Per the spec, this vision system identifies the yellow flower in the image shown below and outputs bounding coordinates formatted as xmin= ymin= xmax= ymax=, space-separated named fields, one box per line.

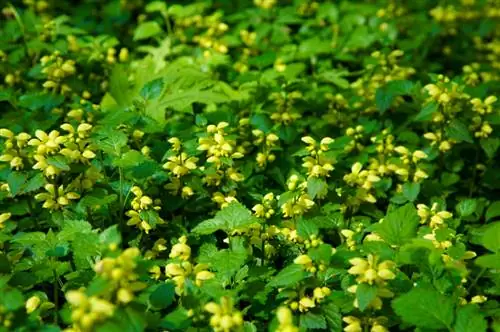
xmin=298 ymin=297 xmax=315 ymax=312
xmin=25 ymin=295 xmax=41 ymax=313
xmin=163 ymin=153 xmax=198 ymax=177
xmin=343 ymin=316 xmax=362 ymax=332
xmin=276 ymin=307 xmax=299 ymax=332
xmin=169 ymin=236 xmax=191 ymax=261
xmin=348 ymin=255 xmax=396 ymax=285
xmin=0 ymin=212 xmax=11 ymax=229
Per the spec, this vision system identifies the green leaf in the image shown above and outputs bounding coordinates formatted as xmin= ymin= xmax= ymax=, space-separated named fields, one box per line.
xmin=456 ymin=199 xmax=477 ymax=217
xmin=192 ymin=203 xmax=259 ymax=235
xmin=356 ymin=283 xmax=378 ymax=311
xmin=268 ymin=264 xmax=309 ymax=288
xmin=446 ymin=119 xmax=473 ymax=143
xmin=108 ymin=65 xmax=133 ymax=107
xmin=475 ymin=253 xmax=500 ymax=269
xmin=307 ymin=177 xmax=327 ymax=200
xmin=454 ymin=305 xmax=487 ymax=332
xmin=0 ymin=254 xmax=11 ymax=274
xmin=134 ymin=21 xmax=163 ymax=41
xmin=480 ymin=138 xmax=500 ymax=159
xmin=415 ymin=102 xmax=438 ymax=122
xmin=46 ymin=155 xmax=71 ymax=171
xmin=1 ymin=288 xmax=24 ymax=310
xmin=92 ymin=129 xmax=128 ymax=156
xmin=376 ymin=80 xmax=414 ymax=113
xmin=392 ymin=287 xmax=454 ymax=330
xmin=402 ymin=182 xmax=420 ymax=202
xmin=18 ymin=92 xmax=64 ymax=111
xmin=209 ymin=249 xmax=247 ymax=277
xmin=322 ymin=303 xmax=342 ymax=331
xmin=112 ymin=150 xmax=146 ymax=168
xmin=297 ymin=218 xmax=319 ymax=239
xmin=72 ymin=234 xmax=99 ymax=269
xmin=20 ymin=173 xmax=45 ymax=194
xmin=486 ymin=201 xmax=500 ymax=221
xmin=161 ymin=308 xmax=191 ymax=330
xmin=375 ymin=203 xmax=419 ymax=246
xmin=7 ymin=171 xmax=27 ymax=197
xmin=481 ymin=222 xmax=500 ymax=252
xmin=317 ymin=70 xmax=350 ymax=89
xmin=140 ymin=78 xmax=164 ymax=100
xmin=300 ymin=312 xmax=327 ymax=329
xmin=149 ymin=282 xmax=175 ymax=309
xmin=99 ymin=225 xmax=122 ymax=246
xmin=145 ymin=1 xmax=167 ymax=13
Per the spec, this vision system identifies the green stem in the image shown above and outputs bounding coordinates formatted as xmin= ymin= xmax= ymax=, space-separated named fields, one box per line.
xmin=467 ymin=267 xmax=486 ymax=293
xmin=52 ymin=267 xmax=59 ymax=325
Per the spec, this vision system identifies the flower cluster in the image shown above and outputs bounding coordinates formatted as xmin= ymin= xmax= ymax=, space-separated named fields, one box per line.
xmin=347 ymin=255 xmax=396 ymax=310
xmin=125 ymin=186 xmax=163 ymax=234
xmin=204 ymin=296 xmax=244 ymax=331
xmin=165 ymin=236 xmax=215 ymax=295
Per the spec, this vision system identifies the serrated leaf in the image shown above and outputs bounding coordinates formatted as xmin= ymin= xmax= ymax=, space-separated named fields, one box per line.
xmin=300 ymin=312 xmax=326 ymax=329
xmin=46 ymin=155 xmax=70 ymax=171
xmin=376 ymin=80 xmax=414 ymax=113
xmin=112 ymin=150 xmax=146 ymax=168
xmin=297 ymin=218 xmax=319 ymax=238
xmin=446 ymin=119 xmax=473 ymax=143
xmin=18 ymin=92 xmax=64 ymax=111
xmin=192 ymin=203 xmax=259 ymax=235
xmin=72 ymin=234 xmax=99 ymax=269
xmin=7 ymin=172 xmax=27 ymax=197
xmin=322 ymin=303 xmax=342 ymax=331
xmin=456 ymin=199 xmax=477 ymax=217
xmin=92 ymin=129 xmax=128 ymax=155
xmin=392 ymin=287 xmax=454 ymax=330
xmin=480 ymin=138 xmax=500 ymax=159
xmin=415 ymin=102 xmax=438 ymax=121
xmin=20 ymin=173 xmax=45 ymax=194
xmin=307 ymin=177 xmax=327 ymax=200
xmin=375 ymin=203 xmax=419 ymax=246
xmin=356 ymin=283 xmax=378 ymax=311
xmin=268 ymin=264 xmax=309 ymax=288
xmin=454 ymin=305 xmax=487 ymax=332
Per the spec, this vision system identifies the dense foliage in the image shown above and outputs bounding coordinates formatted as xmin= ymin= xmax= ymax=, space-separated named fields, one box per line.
xmin=0 ymin=0 xmax=500 ymax=331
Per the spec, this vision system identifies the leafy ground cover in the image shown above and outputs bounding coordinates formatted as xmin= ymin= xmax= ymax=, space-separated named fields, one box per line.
xmin=0 ymin=0 xmax=500 ymax=331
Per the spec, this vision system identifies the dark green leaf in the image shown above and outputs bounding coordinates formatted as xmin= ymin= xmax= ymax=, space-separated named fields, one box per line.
xmin=300 ymin=312 xmax=326 ymax=329
xmin=149 ymin=282 xmax=175 ymax=309
xmin=268 ymin=264 xmax=309 ymax=288
xmin=7 ymin=172 xmax=27 ymax=197
xmin=446 ymin=119 xmax=473 ymax=143
xmin=402 ymin=183 xmax=420 ymax=202
xmin=486 ymin=201 xmax=500 ymax=221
